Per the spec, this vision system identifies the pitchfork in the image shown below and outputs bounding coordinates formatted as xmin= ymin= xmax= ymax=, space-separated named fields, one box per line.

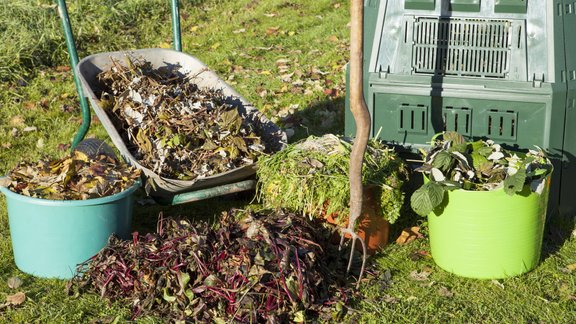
xmin=339 ymin=0 xmax=370 ymax=288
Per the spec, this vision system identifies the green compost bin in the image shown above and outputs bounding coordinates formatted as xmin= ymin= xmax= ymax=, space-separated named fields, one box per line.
xmin=0 ymin=181 xmax=139 ymax=279
xmin=345 ymin=0 xmax=576 ymax=217
xmin=427 ymin=179 xmax=550 ymax=279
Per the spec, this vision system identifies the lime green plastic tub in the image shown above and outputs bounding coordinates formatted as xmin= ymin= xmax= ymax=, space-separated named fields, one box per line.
xmin=428 ymin=178 xmax=550 ymax=279
xmin=0 ymin=180 xmax=139 ymax=279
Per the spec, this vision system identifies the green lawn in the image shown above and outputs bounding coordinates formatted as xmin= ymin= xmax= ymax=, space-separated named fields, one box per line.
xmin=1 ymin=0 xmax=575 ymax=322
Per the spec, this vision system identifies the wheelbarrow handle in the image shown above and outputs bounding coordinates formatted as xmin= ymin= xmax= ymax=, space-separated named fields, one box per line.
xmin=171 ymin=0 xmax=182 ymax=52
xmin=56 ymin=0 xmax=91 ymax=151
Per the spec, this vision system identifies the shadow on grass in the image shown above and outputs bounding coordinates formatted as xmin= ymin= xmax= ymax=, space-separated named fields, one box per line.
xmin=285 ymin=96 xmax=345 ymax=143
xmin=541 ymin=213 xmax=576 ymax=261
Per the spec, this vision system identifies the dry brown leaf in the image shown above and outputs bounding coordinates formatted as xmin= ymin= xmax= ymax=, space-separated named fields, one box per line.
xmin=55 ymin=65 xmax=71 ymax=72
xmin=0 ymin=177 xmax=11 ymax=187
xmin=567 ymin=263 xmax=576 ymax=271
xmin=23 ymin=101 xmax=36 ymax=110
xmin=7 ymin=277 xmax=22 ymax=289
xmin=9 ymin=115 xmax=25 ymax=127
xmin=266 ymin=27 xmax=280 ymax=35
xmin=438 ymin=286 xmax=454 ymax=298
xmin=395 ymin=226 xmax=423 ymax=245
xmin=6 ymin=292 xmax=26 ymax=306
xmin=409 ymin=269 xmax=431 ymax=281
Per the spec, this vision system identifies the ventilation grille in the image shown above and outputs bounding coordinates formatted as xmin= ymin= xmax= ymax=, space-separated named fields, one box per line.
xmin=412 ymin=18 xmax=513 ymax=78
xmin=487 ymin=109 xmax=517 ymax=140
xmin=399 ymin=104 xmax=428 ymax=134
xmin=443 ymin=106 xmax=472 ymax=136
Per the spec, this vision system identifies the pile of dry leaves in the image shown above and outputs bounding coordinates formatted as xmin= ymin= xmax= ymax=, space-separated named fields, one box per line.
xmin=1 ymin=151 xmax=140 ymax=200
xmin=68 ymin=210 xmax=355 ymax=322
xmin=98 ymin=58 xmax=268 ymax=180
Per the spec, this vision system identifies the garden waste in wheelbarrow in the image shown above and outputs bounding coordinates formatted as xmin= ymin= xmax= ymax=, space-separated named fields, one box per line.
xmin=76 ymin=48 xmax=286 ymax=200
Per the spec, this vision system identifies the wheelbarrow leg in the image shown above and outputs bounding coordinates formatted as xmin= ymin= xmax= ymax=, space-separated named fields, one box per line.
xmin=56 ymin=0 xmax=91 ymax=151
xmin=340 ymin=0 xmax=371 ymax=288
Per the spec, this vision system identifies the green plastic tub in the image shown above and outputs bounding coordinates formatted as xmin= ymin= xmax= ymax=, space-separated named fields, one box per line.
xmin=427 ymin=178 xmax=550 ymax=279
xmin=0 ymin=180 xmax=140 ymax=279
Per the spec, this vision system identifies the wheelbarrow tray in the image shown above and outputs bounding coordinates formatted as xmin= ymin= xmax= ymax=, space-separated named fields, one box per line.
xmin=76 ymin=48 xmax=286 ymax=197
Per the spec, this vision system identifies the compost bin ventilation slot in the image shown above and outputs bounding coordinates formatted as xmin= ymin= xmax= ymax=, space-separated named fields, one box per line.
xmin=412 ymin=17 xmax=513 ymax=78
xmin=443 ymin=107 xmax=472 ymax=136
xmin=486 ymin=109 xmax=517 ymax=140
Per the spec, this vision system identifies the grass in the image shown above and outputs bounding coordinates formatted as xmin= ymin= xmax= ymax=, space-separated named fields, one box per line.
xmin=0 ymin=0 xmax=575 ymax=322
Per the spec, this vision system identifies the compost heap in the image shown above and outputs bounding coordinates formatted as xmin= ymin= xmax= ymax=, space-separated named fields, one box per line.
xmin=97 ymin=57 xmax=268 ymax=180
xmin=256 ymin=134 xmax=408 ymax=225
xmin=1 ymin=151 xmax=140 ymax=200
xmin=68 ymin=210 xmax=355 ymax=322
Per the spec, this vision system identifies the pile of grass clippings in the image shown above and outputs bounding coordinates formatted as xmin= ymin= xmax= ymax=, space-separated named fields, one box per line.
xmin=97 ymin=57 xmax=268 ymax=180
xmin=68 ymin=210 xmax=354 ymax=322
xmin=256 ymin=134 xmax=408 ymax=224
xmin=1 ymin=151 xmax=140 ymax=200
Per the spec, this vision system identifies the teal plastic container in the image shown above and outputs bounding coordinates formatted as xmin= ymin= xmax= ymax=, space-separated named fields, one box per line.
xmin=0 ymin=180 xmax=139 ymax=279
xmin=427 ymin=177 xmax=550 ymax=279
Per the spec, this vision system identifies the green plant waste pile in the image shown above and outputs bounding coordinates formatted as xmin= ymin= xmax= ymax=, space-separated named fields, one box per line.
xmin=98 ymin=57 xmax=269 ymax=180
xmin=67 ymin=210 xmax=355 ymax=322
xmin=410 ymin=131 xmax=553 ymax=216
xmin=256 ymin=134 xmax=408 ymax=224
xmin=0 ymin=151 xmax=140 ymax=200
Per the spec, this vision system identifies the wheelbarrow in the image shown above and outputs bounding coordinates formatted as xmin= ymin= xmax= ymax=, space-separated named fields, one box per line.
xmin=56 ymin=0 xmax=286 ymax=205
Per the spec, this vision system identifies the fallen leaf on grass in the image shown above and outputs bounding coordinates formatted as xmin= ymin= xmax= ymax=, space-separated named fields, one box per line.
xmin=6 ymin=292 xmax=26 ymax=306
xmin=328 ymin=35 xmax=339 ymax=43
xmin=55 ymin=65 xmax=71 ymax=72
xmin=7 ymin=277 xmax=22 ymax=289
xmin=23 ymin=101 xmax=36 ymax=110
xmin=438 ymin=286 xmax=454 ymax=298
xmin=491 ymin=280 xmax=505 ymax=289
xmin=9 ymin=115 xmax=25 ymax=127
xmin=409 ymin=250 xmax=431 ymax=261
xmin=409 ymin=269 xmax=432 ymax=281
xmin=382 ymin=295 xmax=398 ymax=304
xmin=58 ymin=143 xmax=71 ymax=151
xmin=23 ymin=126 xmax=37 ymax=132
xmin=396 ymin=226 xmax=424 ymax=245
xmin=560 ymin=263 xmax=576 ymax=273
